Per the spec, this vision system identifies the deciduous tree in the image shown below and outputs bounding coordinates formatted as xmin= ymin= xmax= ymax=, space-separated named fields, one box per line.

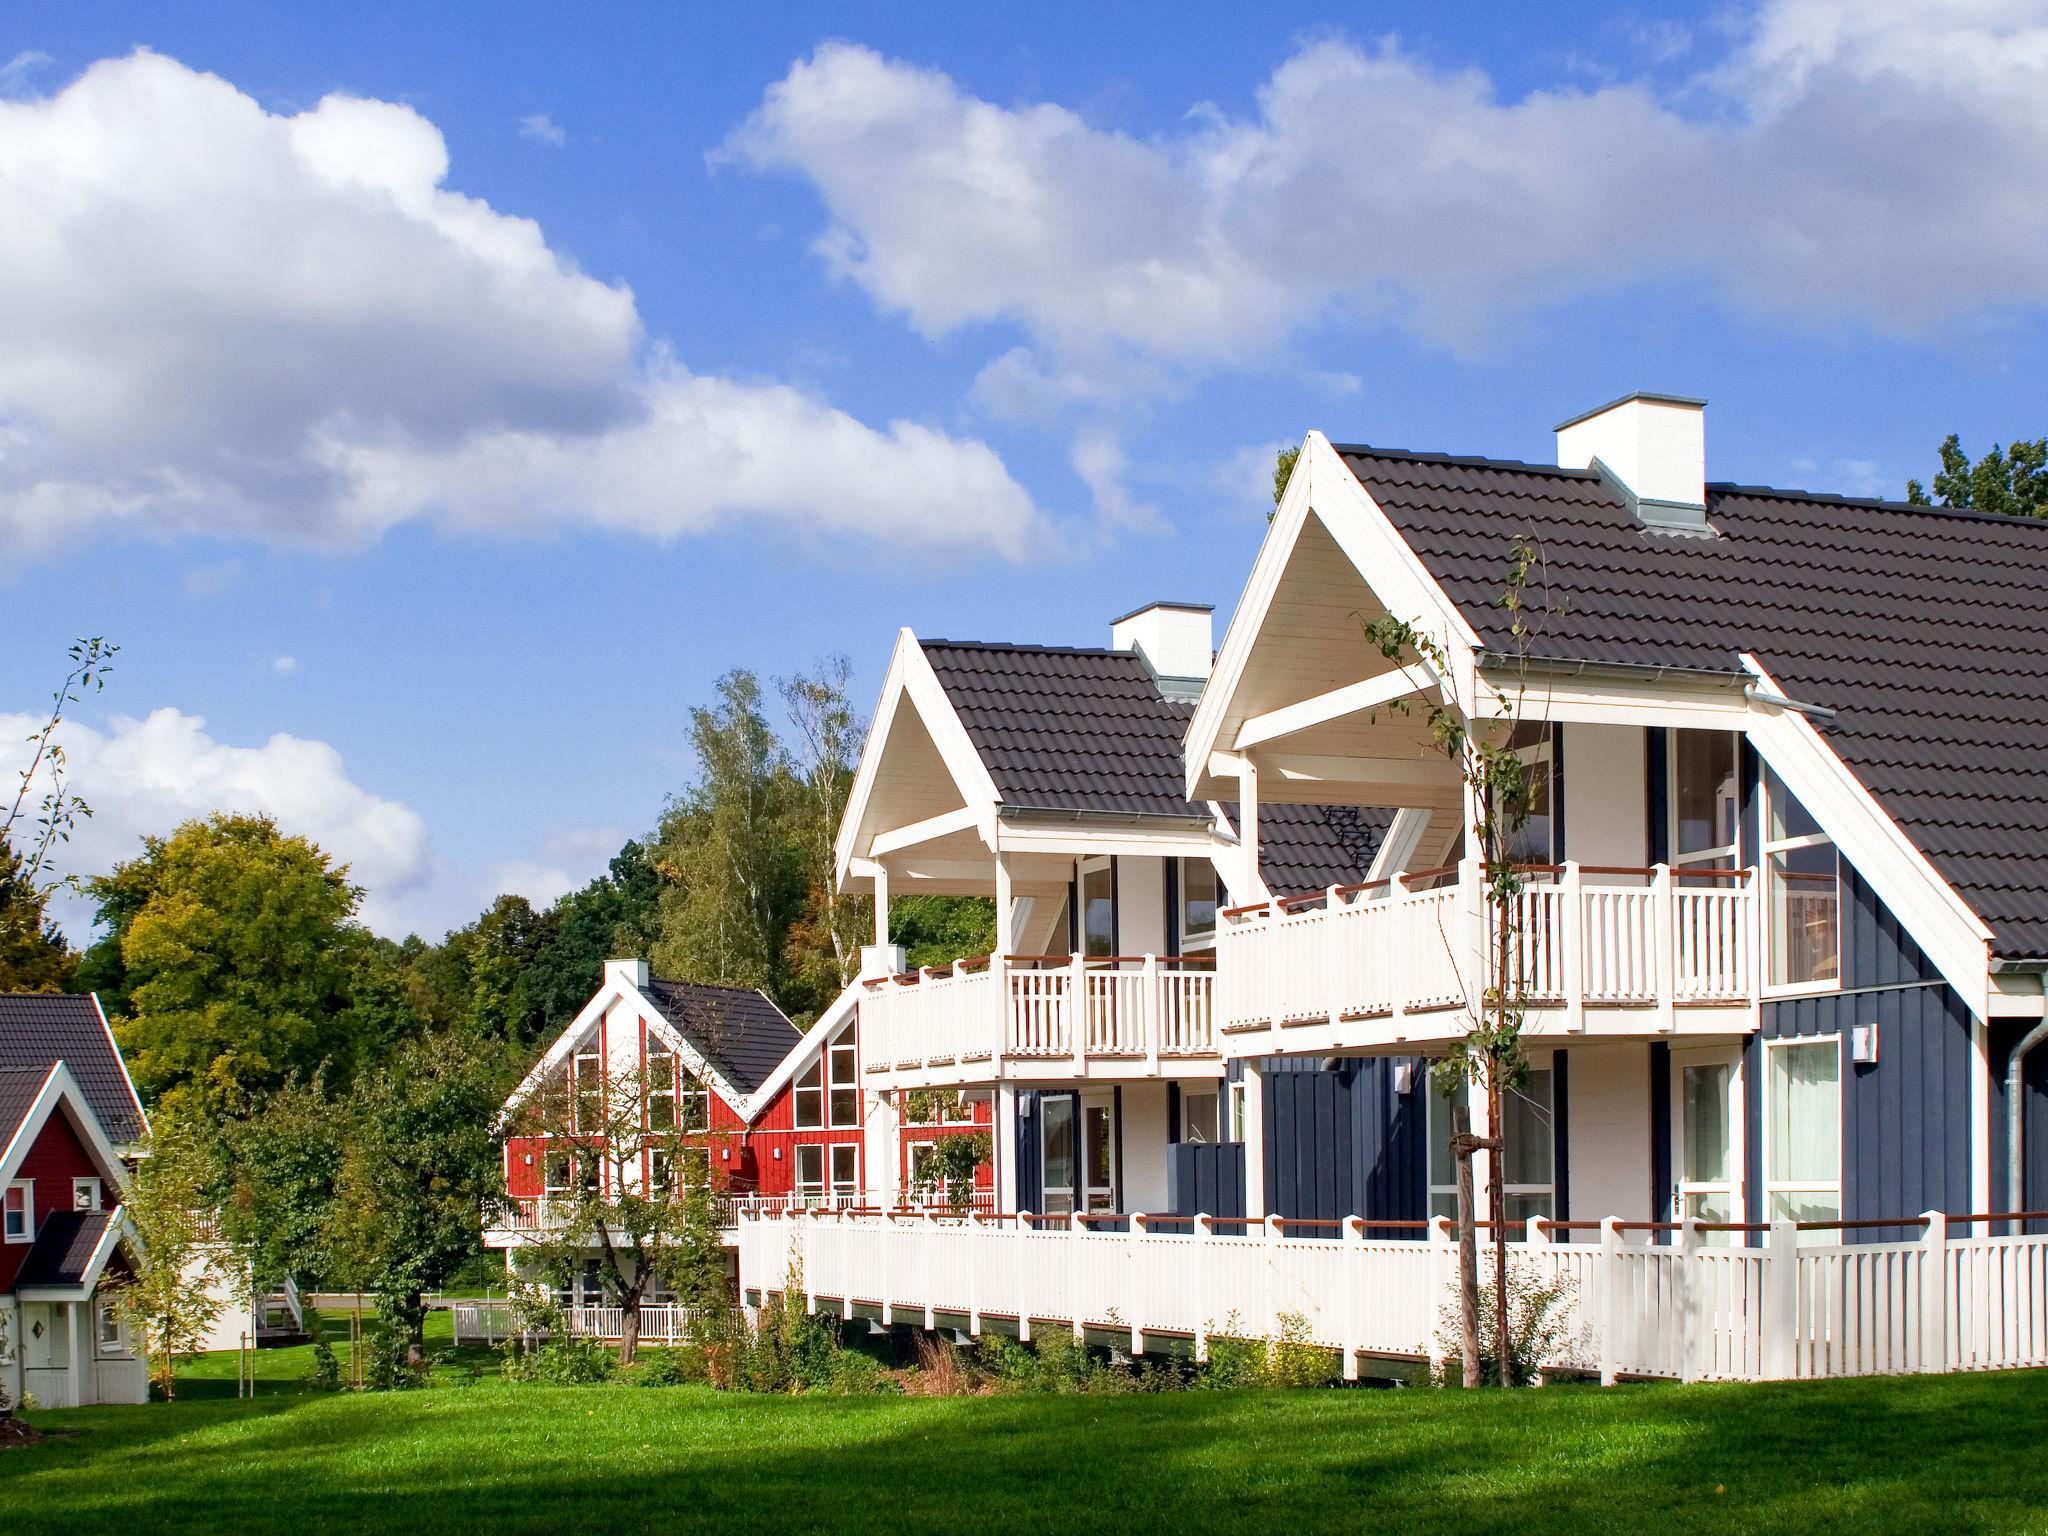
xmin=110 ymin=1112 xmax=235 ymax=1402
xmin=1908 ymin=433 xmax=2048 ymax=518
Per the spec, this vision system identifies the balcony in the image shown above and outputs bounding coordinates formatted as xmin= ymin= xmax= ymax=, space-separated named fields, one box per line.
xmin=484 ymin=1189 xmax=997 ymax=1245
xmin=1215 ymin=861 xmax=1756 ymax=1055
xmin=859 ymin=954 xmax=1222 ymax=1089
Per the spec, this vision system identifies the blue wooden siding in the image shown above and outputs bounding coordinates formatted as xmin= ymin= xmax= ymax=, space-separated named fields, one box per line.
xmin=1014 ymin=1090 xmax=1045 ymax=1212
xmin=1259 ymin=1057 xmax=1426 ymax=1225
xmin=1166 ymin=1142 xmax=1246 ymax=1218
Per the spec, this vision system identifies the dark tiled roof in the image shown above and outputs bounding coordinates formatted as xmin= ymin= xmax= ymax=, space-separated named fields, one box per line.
xmin=1257 ymin=804 xmax=1391 ymax=896
xmin=0 ymin=1067 xmax=49 ymax=1155
xmin=1340 ymin=446 xmax=2048 ymax=960
xmin=920 ymin=641 xmax=1201 ymax=818
xmin=641 ymin=979 xmax=801 ymax=1097
xmin=0 ymin=994 xmax=143 ymax=1144
xmin=14 ymin=1208 xmax=114 ymax=1289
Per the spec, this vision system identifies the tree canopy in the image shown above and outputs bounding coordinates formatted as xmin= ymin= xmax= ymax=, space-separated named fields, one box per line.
xmin=1907 ymin=433 xmax=2048 ymax=518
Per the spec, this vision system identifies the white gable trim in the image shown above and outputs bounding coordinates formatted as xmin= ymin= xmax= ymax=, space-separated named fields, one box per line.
xmin=746 ymin=978 xmax=861 ymax=1115
xmin=498 ymin=975 xmax=750 ymax=1129
xmin=1742 ymin=655 xmax=1994 ymax=1019
xmin=90 ymin=992 xmax=148 ymax=1149
xmin=0 ymin=1063 xmax=131 ymax=1194
xmin=834 ymin=630 xmax=1003 ymax=889
xmin=1187 ymin=432 xmax=1481 ymax=797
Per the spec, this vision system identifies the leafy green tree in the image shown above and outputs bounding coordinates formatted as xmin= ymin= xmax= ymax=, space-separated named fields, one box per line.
xmin=892 ymin=895 xmax=997 ymax=970
xmin=650 ymin=670 xmax=803 ymax=994
xmin=0 ymin=837 xmax=72 ymax=992
xmin=93 ymin=813 xmax=369 ymax=1116
xmin=1272 ymin=444 xmax=1299 ymax=513
xmin=1907 ymin=433 xmax=2048 ymax=518
xmin=517 ymin=840 xmax=661 ymax=1033
xmin=216 ymin=1075 xmax=347 ymax=1288
xmin=109 ymin=1111 xmax=236 ymax=1402
xmin=778 ymin=656 xmax=872 ymax=1021
xmin=325 ymin=1031 xmax=511 ymax=1365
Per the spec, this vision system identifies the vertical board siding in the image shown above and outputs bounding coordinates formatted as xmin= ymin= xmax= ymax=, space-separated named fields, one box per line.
xmin=1648 ymin=1041 xmax=1672 ymax=1228
xmin=1165 ymin=1142 xmax=1247 ymax=1219
xmin=1260 ymin=1057 xmax=1424 ymax=1227
xmin=1645 ymin=730 xmax=1669 ymax=866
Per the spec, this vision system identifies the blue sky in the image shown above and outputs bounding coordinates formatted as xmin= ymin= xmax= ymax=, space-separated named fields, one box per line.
xmin=5 ymin=2 xmax=2046 ymax=938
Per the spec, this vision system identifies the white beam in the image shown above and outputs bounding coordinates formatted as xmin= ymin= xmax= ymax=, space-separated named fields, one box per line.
xmin=868 ymin=805 xmax=984 ymax=858
xmin=1260 ymin=754 xmax=1455 ymax=790
xmin=1232 ymin=665 xmax=1436 ymax=752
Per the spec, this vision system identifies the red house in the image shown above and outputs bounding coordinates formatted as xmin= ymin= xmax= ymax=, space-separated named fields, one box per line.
xmin=0 ymin=994 xmax=148 ymax=1408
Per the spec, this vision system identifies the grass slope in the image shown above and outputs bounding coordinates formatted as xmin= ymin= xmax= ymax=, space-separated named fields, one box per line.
xmin=7 ymin=1320 xmax=2045 ymax=1536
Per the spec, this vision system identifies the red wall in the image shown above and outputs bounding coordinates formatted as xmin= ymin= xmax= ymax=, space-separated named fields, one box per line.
xmin=1 ymin=1106 xmax=99 ymax=1293
xmin=897 ymin=1096 xmax=995 ymax=1198
xmin=502 ymin=1011 xmax=866 ymax=1199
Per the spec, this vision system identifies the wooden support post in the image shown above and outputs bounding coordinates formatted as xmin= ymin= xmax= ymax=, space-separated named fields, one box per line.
xmin=1918 ymin=1210 xmax=1947 ymax=1374
xmin=1762 ymin=1217 xmax=1797 ymax=1380
xmin=1143 ymin=953 xmax=1161 ymax=1075
xmin=1652 ymin=864 xmax=1675 ymax=1034
xmin=1128 ymin=1213 xmax=1145 ymax=1357
xmin=923 ymin=1210 xmax=937 ymax=1332
xmin=1071 ymin=1213 xmax=1087 ymax=1342
xmin=1676 ymin=1217 xmax=1700 ymax=1384
xmin=1599 ymin=1215 xmax=1623 ymax=1387
xmin=1194 ymin=1212 xmax=1213 ymax=1363
xmin=873 ymin=861 xmax=891 ymax=947
xmin=1069 ymin=952 xmax=1088 ymax=1071
xmin=1562 ymin=860 xmax=1585 ymax=1031
xmin=1342 ymin=1214 xmax=1363 ymax=1382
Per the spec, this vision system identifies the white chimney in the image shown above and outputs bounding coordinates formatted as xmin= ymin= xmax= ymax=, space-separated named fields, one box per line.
xmin=1555 ymin=393 xmax=1707 ymax=529
xmin=604 ymin=957 xmax=649 ymax=990
xmin=1111 ymin=602 xmax=1214 ymax=696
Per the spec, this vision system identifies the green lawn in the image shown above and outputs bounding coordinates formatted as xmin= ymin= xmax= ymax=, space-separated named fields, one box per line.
xmin=7 ymin=1335 xmax=2047 ymax=1536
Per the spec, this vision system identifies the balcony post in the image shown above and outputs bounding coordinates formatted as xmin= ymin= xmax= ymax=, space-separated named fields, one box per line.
xmin=1341 ymin=1214 xmax=1364 ymax=1382
xmin=1325 ymin=884 xmax=1343 ymax=1028
xmin=1458 ymin=855 xmax=1485 ymax=1015
xmin=1562 ymin=860 xmax=1586 ymax=1032
xmin=1194 ymin=1213 xmax=1213 ymax=1363
xmin=1599 ymin=1214 xmax=1623 ymax=1386
xmin=1917 ymin=1210 xmax=1947 ymax=1373
xmin=1676 ymin=1217 xmax=1700 ymax=1384
xmin=1069 ymin=952 xmax=1088 ymax=1071
xmin=1652 ymin=865 xmax=1675 ymax=1033
xmin=1761 ymin=1217 xmax=1797 ymax=1380
xmin=1144 ymin=953 xmax=1161 ymax=1074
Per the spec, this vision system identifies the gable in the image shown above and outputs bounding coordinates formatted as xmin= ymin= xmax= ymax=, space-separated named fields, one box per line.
xmin=0 ymin=993 xmax=146 ymax=1145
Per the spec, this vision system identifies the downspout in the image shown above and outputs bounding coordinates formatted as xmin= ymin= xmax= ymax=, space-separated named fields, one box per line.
xmin=2009 ymin=1020 xmax=2048 ymax=1233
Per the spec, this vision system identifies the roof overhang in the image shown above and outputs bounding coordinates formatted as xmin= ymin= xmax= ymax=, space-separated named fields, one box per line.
xmin=834 ymin=630 xmax=1003 ymax=892
xmin=0 ymin=1062 xmax=132 ymax=1194
xmin=745 ymin=977 xmax=862 ymax=1113
xmin=17 ymin=1206 xmax=138 ymax=1302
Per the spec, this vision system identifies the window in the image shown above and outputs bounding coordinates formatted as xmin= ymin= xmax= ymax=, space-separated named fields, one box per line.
xmin=73 ymin=1177 xmax=102 ymax=1212
xmin=97 ymin=1304 xmax=123 ymax=1354
xmin=1180 ymin=1089 xmax=1220 ymax=1145
xmin=794 ymin=1059 xmax=824 ymax=1130
xmin=1040 ymin=1097 xmax=1075 ymax=1217
xmin=573 ymin=1044 xmax=603 ymax=1133
xmin=1178 ymin=859 xmax=1219 ymax=948
xmin=827 ymin=1027 xmax=860 ymax=1128
xmin=1228 ymin=1081 xmax=1247 ymax=1143
xmin=647 ymin=1045 xmax=676 ymax=1128
xmin=1081 ymin=861 xmax=1116 ymax=958
xmin=1503 ymin=723 xmax=1555 ymax=865
xmin=1679 ymin=1063 xmax=1734 ymax=1224
xmin=648 ymin=1148 xmax=675 ymax=1195
xmin=830 ymin=1144 xmax=859 ymax=1201
xmin=1763 ymin=766 xmax=1840 ymax=988
xmin=1083 ymin=1100 xmax=1116 ymax=1212
xmin=794 ymin=1145 xmax=825 ymax=1206
xmin=679 ymin=1068 xmax=709 ymax=1134
xmin=543 ymin=1150 xmax=572 ymax=1195
xmin=1429 ymin=1068 xmax=1555 ymax=1223
xmin=1670 ymin=730 xmax=1740 ymax=869
xmin=3 ymin=1181 xmax=29 ymax=1242
xmin=1766 ymin=1037 xmax=1841 ymax=1229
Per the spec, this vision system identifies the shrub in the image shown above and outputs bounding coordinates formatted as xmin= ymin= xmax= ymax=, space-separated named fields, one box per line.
xmin=630 ymin=1348 xmax=704 ymax=1388
xmin=497 ymin=1291 xmax=617 ymax=1386
xmin=1268 ymin=1310 xmax=1339 ymax=1389
xmin=1427 ymin=1261 xmax=1579 ymax=1387
xmin=304 ymin=1335 xmax=342 ymax=1391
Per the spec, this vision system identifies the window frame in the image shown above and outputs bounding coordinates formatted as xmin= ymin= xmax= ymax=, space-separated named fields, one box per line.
xmin=793 ymin=1058 xmax=824 ymax=1131
xmin=97 ymin=1303 xmax=125 ymax=1355
xmin=1668 ymin=728 xmax=1742 ymax=871
xmin=794 ymin=1144 xmax=826 ymax=1206
xmin=826 ymin=1026 xmax=860 ymax=1129
xmin=1761 ymin=766 xmax=1843 ymax=995
xmin=3 ymin=1179 xmax=30 ymax=1243
xmin=1762 ymin=1034 xmax=1843 ymax=1235
xmin=1177 ymin=858 xmax=1220 ymax=951
xmin=1503 ymin=722 xmax=1556 ymax=866
xmin=73 ymin=1177 xmax=102 ymax=1212
xmin=1180 ymin=1088 xmax=1220 ymax=1146
xmin=829 ymin=1143 xmax=859 ymax=1201
xmin=646 ymin=1043 xmax=677 ymax=1129
xmin=1428 ymin=1068 xmax=1557 ymax=1225
xmin=572 ymin=1044 xmax=604 ymax=1134
xmin=1079 ymin=857 xmax=1117 ymax=959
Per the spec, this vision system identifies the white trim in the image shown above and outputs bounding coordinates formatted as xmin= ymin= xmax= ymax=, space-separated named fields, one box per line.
xmin=834 ymin=631 xmax=1003 ymax=888
xmin=745 ymin=977 xmax=864 ymax=1117
xmin=1759 ymin=1035 xmax=1843 ymax=1230
xmin=869 ymin=805 xmax=984 ymax=858
xmin=1187 ymin=432 xmax=1482 ymax=800
xmin=1365 ymin=808 xmax=1432 ymax=882
xmin=89 ymin=992 xmax=148 ymax=1149
xmin=0 ymin=1063 xmax=131 ymax=1195
xmin=1231 ymin=665 xmax=1437 ymax=752
xmin=1742 ymin=655 xmax=1992 ymax=1019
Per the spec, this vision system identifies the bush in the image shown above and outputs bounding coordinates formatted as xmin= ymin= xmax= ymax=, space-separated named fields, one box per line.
xmin=496 ymin=1291 xmax=617 ymax=1386
xmin=1427 ymin=1262 xmax=1579 ymax=1387
xmin=303 ymin=1335 xmax=342 ymax=1391
xmin=629 ymin=1348 xmax=705 ymax=1388
xmin=1268 ymin=1311 xmax=1340 ymax=1389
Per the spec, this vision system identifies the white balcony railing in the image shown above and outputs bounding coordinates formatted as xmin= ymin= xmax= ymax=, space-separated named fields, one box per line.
xmin=1216 ymin=861 xmax=1755 ymax=1046
xmin=737 ymin=1208 xmax=2048 ymax=1385
xmin=860 ymin=954 xmax=1219 ymax=1085
xmin=487 ymin=1188 xmax=995 ymax=1242
xmin=450 ymin=1301 xmax=698 ymax=1345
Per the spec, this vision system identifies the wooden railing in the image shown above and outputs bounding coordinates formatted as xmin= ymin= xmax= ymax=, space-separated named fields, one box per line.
xmin=489 ymin=1188 xmax=994 ymax=1239
xmin=736 ymin=1208 xmax=2048 ymax=1384
xmin=1216 ymin=861 xmax=1755 ymax=1042
xmin=860 ymin=954 xmax=1219 ymax=1083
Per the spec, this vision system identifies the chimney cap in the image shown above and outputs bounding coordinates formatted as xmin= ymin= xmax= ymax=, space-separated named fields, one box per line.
xmin=1108 ymin=599 xmax=1214 ymax=626
xmin=1553 ymin=392 xmax=1706 ymax=434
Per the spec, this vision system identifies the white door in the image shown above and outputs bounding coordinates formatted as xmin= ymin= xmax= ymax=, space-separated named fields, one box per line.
xmin=20 ymin=1301 xmax=71 ymax=1408
xmin=1672 ymin=1047 xmax=1742 ymax=1234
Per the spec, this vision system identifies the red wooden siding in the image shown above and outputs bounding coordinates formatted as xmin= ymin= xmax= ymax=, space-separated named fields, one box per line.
xmin=1 ymin=1106 xmax=99 ymax=1294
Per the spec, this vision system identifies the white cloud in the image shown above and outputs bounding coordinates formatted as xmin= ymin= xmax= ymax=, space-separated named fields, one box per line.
xmin=517 ymin=111 xmax=566 ymax=146
xmin=0 ymin=50 xmax=51 ymax=99
xmin=0 ymin=51 xmax=1053 ymax=562
xmin=270 ymin=655 xmax=298 ymax=675
xmin=1069 ymin=431 xmax=1162 ymax=536
xmin=0 ymin=706 xmax=431 ymax=936
xmin=724 ymin=4 xmax=2048 ymax=378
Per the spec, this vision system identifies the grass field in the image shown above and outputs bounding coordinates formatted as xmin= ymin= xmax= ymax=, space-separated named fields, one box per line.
xmin=7 ymin=1314 xmax=2047 ymax=1536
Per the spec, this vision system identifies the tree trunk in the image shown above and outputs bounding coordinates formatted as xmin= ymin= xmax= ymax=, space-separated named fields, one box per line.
xmin=1488 ymin=1072 xmax=1510 ymax=1387
xmin=1452 ymin=1100 xmax=1481 ymax=1389
xmin=406 ymin=1289 xmax=426 ymax=1369
xmin=620 ymin=1292 xmax=640 ymax=1365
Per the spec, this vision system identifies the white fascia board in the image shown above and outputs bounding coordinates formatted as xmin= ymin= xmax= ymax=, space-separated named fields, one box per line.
xmin=1187 ymin=432 xmax=1481 ymax=798
xmin=1471 ymin=665 xmax=1750 ymax=730
xmin=995 ymin=821 xmax=1222 ymax=860
xmin=0 ymin=1063 xmax=130 ymax=1192
xmin=834 ymin=630 xmax=1001 ymax=889
xmin=91 ymin=992 xmax=148 ymax=1147
xmin=1742 ymin=654 xmax=1994 ymax=1019
xmin=745 ymin=977 xmax=861 ymax=1114
xmin=1232 ymin=665 xmax=1437 ymax=752
xmin=868 ymin=805 xmax=984 ymax=858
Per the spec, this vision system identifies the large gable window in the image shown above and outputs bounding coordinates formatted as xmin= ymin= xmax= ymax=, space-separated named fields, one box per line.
xmin=1670 ymin=730 xmax=1740 ymax=870
xmin=1763 ymin=766 xmax=1840 ymax=989
xmin=828 ymin=1027 xmax=860 ymax=1128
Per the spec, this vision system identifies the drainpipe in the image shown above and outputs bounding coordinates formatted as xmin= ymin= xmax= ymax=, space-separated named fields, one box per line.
xmin=2007 ymin=1019 xmax=2048 ymax=1232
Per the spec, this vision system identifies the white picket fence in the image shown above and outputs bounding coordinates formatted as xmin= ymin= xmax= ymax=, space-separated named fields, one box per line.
xmin=1217 ymin=862 xmax=1755 ymax=1041
xmin=451 ymin=1301 xmax=695 ymax=1345
xmin=735 ymin=1210 xmax=2048 ymax=1384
